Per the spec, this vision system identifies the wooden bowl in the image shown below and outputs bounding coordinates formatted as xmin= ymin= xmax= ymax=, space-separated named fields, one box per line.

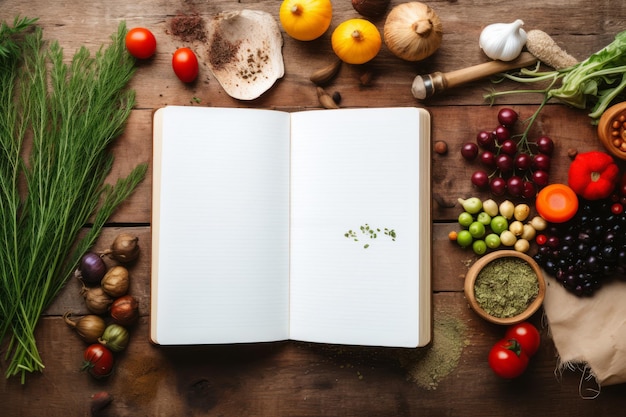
xmin=598 ymin=101 xmax=626 ymax=160
xmin=464 ymin=250 xmax=546 ymax=325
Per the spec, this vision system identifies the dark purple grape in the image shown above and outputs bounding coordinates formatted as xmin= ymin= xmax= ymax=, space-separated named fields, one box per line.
xmin=471 ymin=170 xmax=490 ymax=189
xmin=480 ymin=150 xmax=496 ymax=168
xmin=506 ymin=176 xmax=524 ymax=197
xmin=494 ymin=125 xmax=511 ymax=143
xmin=497 ymin=108 xmax=519 ymax=127
xmin=500 ymin=139 xmax=518 ymax=156
xmin=495 ymin=153 xmax=514 ymax=173
xmin=521 ymin=181 xmax=536 ymax=199
xmin=514 ymin=153 xmax=532 ymax=171
xmin=532 ymin=170 xmax=549 ymax=187
xmin=476 ymin=130 xmax=496 ymax=150
xmin=536 ymin=135 xmax=554 ymax=156
xmin=532 ymin=153 xmax=551 ymax=171
xmin=461 ymin=142 xmax=479 ymax=160
xmin=490 ymin=177 xmax=507 ymax=196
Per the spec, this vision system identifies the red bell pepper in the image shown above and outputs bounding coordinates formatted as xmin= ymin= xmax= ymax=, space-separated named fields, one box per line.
xmin=567 ymin=151 xmax=619 ymax=200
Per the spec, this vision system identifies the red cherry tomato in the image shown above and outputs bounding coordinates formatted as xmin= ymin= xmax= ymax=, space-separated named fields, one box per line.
xmin=172 ymin=47 xmax=199 ymax=83
xmin=82 ymin=344 xmax=114 ymax=378
xmin=488 ymin=338 xmax=529 ymax=379
xmin=505 ymin=322 xmax=541 ymax=357
xmin=125 ymin=27 xmax=157 ymax=59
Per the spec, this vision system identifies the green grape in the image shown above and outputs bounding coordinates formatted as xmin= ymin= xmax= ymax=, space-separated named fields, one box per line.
xmin=472 ymin=239 xmax=487 ymax=255
xmin=468 ymin=221 xmax=486 ymax=239
xmin=458 ymin=212 xmax=474 ymax=227
xmin=490 ymin=215 xmax=509 ymax=235
xmin=456 ymin=230 xmax=473 ymax=248
xmin=476 ymin=211 xmax=492 ymax=226
xmin=485 ymin=233 xmax=501 ymax=249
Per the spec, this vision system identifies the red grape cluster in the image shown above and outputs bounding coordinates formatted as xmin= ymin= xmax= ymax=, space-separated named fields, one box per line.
xmin=461 ymin=108 xmax=554 ymax=199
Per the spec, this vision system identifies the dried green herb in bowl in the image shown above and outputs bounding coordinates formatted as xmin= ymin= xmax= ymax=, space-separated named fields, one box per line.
xmin=464 ymin=250 xmax=546 ymax=325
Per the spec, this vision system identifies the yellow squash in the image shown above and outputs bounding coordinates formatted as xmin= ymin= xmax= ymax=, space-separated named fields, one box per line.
xmin=279 ymin=0 xmax=333 ymax=41
xmin=331 ymin=18 xmax=382 ymax=64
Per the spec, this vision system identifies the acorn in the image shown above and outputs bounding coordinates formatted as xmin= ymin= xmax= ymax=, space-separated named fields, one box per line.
xmin=352 ymin=0 xmax=391 ymax=18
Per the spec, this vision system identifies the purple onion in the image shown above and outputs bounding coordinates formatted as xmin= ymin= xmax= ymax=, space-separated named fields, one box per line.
xmin=80 ymin=252 xmax=107 ymax=284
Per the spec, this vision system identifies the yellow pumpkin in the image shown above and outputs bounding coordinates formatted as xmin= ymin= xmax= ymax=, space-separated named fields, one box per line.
xmin=331 ymin=19 xmax=382 ymax=65
xmin=279 ymin=0 xmax=333 ymax=41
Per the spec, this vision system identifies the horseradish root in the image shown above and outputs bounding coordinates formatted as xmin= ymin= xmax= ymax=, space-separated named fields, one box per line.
xmin=525 ymin=29 xmax=578 ymax=70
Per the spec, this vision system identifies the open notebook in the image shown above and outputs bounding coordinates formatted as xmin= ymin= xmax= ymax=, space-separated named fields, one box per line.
xmin=150 ymin=106 xmax=432 ymax=348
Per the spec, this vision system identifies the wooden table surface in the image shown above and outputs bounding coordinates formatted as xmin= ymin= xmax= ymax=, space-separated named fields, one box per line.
xmin=3 ymin=0 xmax=626 ymax=415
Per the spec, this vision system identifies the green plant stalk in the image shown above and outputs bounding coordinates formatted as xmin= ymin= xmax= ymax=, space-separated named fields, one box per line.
xmin=0 ymin=20 xmax=147 ymax=383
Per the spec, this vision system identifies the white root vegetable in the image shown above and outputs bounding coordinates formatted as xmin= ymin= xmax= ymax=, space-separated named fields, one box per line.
xmin=525 ymin=29 xmax=578 ymax=70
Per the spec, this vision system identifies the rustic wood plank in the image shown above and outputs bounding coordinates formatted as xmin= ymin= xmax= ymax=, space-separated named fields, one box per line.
xmin=3 ymin=0 xmax=626 ymax=415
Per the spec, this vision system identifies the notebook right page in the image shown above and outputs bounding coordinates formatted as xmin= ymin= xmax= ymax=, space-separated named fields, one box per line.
xmin=289 ymin=107 xmax=431 ymax=348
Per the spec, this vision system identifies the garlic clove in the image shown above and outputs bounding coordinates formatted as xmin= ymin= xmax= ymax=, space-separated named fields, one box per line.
xmin=479 ymin=19 xmax=527 ymax=62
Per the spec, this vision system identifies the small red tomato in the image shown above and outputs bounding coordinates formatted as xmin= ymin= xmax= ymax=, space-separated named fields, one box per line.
xmin=172 ymin=47 xmax=199 ymax=83
xmin=125 ymin=27 xmax=157 ymax=59
xmin=82 ymin=343 xmax=114 ymax=378
xmin=505 ymin=322 xmax=541 ymax=357
xmin=488 ymin=338 xmax=529 ymax=379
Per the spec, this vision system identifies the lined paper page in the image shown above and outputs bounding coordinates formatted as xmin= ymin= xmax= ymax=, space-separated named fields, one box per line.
xmin=152 ymin=106 xmax=291 ymax=345
xmin=288 ymin=108 xmax=426 ymax=347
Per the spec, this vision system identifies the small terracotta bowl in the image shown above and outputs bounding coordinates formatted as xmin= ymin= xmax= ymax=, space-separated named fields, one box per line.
xmin=598 ymin=101 xmax=626 ymax=160
xmin=464 ymin=250 xmax=546 ymax=325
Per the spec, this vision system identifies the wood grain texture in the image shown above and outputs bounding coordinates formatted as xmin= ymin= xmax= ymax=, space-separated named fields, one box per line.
xmin=2 ymin=0 xmax=626 ymax=415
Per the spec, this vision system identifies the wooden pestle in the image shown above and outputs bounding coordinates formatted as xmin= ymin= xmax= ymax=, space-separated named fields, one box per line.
xmin=411 ymin=52 xmax=538 ymax=99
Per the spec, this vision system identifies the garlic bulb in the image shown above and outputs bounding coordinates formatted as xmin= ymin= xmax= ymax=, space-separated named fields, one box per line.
xmin=383 ymin=2 xmax=443 ymax=62
xmin=479 ymin=19 xmax=527 ymax=61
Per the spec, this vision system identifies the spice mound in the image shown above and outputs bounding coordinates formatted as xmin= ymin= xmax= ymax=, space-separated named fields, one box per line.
xmin=474 ymin=258 xmax=539 ymax=318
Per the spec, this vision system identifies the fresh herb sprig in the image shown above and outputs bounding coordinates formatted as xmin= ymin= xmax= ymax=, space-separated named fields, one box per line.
xmin=0 ymin=16 xmax=38 ymax=59
xmin=0 ymin=19 xmax=147 ymax=383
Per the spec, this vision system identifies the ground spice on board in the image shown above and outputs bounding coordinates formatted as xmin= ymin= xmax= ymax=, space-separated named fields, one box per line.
xmin=397 ymin=314 xmax=469 ymax=390
xmin=474 ymin=258 xmax=538 ymax=318
xmin=208 ymin=31 xmax=241 ymax=71
xmin=170 ymin=13 xmax=206 ymax=42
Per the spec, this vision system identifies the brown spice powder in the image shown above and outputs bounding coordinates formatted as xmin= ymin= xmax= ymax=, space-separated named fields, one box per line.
xmin=170 ymin=13 xmax=206 ymax=42
xmin=208 ymin=31 xmax=241 ymax=71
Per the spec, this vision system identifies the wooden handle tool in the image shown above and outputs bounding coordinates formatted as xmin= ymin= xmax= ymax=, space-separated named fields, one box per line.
xmin=411 ymin=52 xmax=538 ymax=100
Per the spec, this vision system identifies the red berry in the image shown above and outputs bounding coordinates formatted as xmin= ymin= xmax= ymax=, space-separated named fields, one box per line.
xmin=461 ymin=142 xmax=479 ymax=160
xmin=497 ymin=108 xmax=519 ymax=127
xmin=494 ymin=125 xmax=511 ymax=143
xmin=611 ymin=203 xmax=624 ymax=215
xmin=536 ymin=234 xmax=547 ymax=245
xmin=471 ymin=170 xmax=490 ymax=189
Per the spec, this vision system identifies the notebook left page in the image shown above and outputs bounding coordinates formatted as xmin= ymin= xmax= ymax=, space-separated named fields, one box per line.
xmin=151 ymin=106 xmax=291 ymax=345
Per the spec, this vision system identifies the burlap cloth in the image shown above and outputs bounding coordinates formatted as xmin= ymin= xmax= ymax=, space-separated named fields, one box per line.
xmin=543 ymin=275 xmax=626 ymax=392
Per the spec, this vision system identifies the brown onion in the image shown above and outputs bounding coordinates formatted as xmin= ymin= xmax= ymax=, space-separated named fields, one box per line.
xmin=101 ymin=265 xmax=130 ymax=298
xmin=63 ymin=311 xmax=106 ymax=343
xmin=110 ymin=295 xmax=139 ymax=326
xmin=81 ymin=285 xmax=113 ymax=315
xmin=105 ymin=233 xmax=140 ymax=263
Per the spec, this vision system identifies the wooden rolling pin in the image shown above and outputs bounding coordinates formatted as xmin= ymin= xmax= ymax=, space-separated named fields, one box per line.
xmin=411 ymin=52 xmax=538 ymax=100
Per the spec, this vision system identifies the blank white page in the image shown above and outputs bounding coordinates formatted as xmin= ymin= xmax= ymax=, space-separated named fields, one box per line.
xmin=152 ymin=106 xmax=291 ymax=345
xmin=289 ymin=107 xmax=427 ymax=347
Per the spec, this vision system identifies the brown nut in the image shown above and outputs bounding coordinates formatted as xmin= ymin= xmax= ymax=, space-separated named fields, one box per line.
xmin=309 ymin=59 xmax=342 ymax=86
xmin=316 ymin=87 xmax=339 ymax=109
xmin=352 ymin=0 xmax=391 ymax=17
xmin=434 ymin=140 xmax=448 ymax=155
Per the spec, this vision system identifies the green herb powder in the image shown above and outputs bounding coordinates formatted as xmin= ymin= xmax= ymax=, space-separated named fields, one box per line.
xmin=474 ymin=258 xmax=538 ymax=318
